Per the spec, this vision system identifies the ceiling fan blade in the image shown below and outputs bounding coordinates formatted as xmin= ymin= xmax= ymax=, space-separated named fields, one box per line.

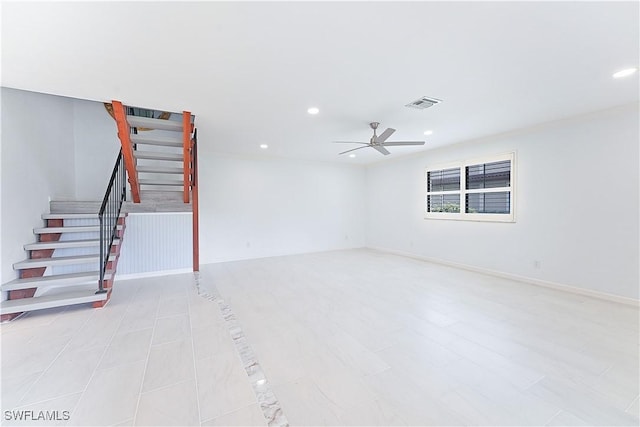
xmin=339 ymin=145 xmax=370 ymax=155
xmin=372 ymin=145 xmax=390 ymax=155
xmin=332 ymin=141 xmax=369 ymax=145
xmin=375 ymin=128 xmax=396 ymax=143
xmin=380 ymin=141 xmax=425 ymax=146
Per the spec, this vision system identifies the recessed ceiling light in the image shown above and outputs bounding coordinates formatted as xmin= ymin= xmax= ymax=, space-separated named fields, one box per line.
xmin=260 ymin=144 xmax=268 ymax=149
xmin=349 ymin=154 xmax=356 ymax=158
xmin=424 ymin=130 xmax=433 ymax=136
xmin=307 ymin=107 xmax=319 ymax=115
xmin=613 ymin=68 xmax=638 ymax=79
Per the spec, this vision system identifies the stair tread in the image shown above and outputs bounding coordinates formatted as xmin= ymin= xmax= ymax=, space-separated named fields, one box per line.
xmin=137 ymin=165 xmax=184 ymax=174
xmin=139 ymin=179 xmax=183 ymax=186
xmin=42 ymin=213 xmax=97 ymax=220
xmin=42 ymin=213 xmax=125 ymax=220
xmin=25 ymin=238 xmax=120 ymax=250
xmin=130 ymin=134 xmax=182 ymax=147
xmin=127 ymin=116 xmax=183 ymax=132
xmin=34 ymin=225 xmax=123 ymax=234
xmin=0 ymin=289 xmax=108 ymax=315
xmin=1 ymin=271 xmax=113 ymax=291
xmin=135 ymin=151 xmax=183 ymax=161
xmin=50 ymin=201 xmax=102 ymax=214
xmin=13 ymin=253 xmax=116 ymax=270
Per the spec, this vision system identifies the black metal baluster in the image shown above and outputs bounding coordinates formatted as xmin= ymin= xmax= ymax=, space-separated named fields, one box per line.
xmin=98 ymin=149 xmax=125 ymax=294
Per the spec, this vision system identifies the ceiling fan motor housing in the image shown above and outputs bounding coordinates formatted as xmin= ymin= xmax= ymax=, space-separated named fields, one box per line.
xmin=369 ymin=122 xmax=379 ymax=142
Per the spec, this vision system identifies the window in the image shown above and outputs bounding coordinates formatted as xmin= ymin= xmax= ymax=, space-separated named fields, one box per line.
xmin=425 ymin=152 xmax=515 ymax=222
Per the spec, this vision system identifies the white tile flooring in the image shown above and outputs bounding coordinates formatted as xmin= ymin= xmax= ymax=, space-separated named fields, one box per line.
xmin=1 ymin=249 xmax=639 ymax=426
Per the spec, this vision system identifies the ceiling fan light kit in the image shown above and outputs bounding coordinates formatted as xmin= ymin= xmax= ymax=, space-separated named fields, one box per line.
xmin=333 ymin=122 xmax=426 ymax=156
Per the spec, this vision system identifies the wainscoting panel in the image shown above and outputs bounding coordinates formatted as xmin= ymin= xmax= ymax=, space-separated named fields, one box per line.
xmin=116 ymin=212 xmax=192 ymax=275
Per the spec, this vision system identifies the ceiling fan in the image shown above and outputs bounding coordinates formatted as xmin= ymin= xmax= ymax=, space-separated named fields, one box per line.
xmin=333 ymin=122 xmax=425 ymax=156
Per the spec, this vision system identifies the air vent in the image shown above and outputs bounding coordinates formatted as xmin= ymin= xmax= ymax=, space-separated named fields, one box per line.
xmin=405 ymin=96 xmax=442 ymax=110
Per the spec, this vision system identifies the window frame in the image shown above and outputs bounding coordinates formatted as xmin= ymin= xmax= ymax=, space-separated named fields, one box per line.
xmin=424 ymin=152 xmax=516 ymax=222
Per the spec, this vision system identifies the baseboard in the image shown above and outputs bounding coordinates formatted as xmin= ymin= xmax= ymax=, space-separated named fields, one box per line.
xmin=115 ymin=268 xmax=193 ymax=281
xmin=367 ymin=246 xmax=640 ymax=307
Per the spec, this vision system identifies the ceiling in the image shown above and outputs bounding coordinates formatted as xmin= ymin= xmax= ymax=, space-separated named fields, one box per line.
xmin=2 ymin=1 xmax=638 ymax=164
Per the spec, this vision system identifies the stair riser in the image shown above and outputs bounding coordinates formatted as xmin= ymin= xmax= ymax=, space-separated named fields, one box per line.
xmin=48 ymin=219 xmax=63 ymax=227
xmin=30 ymin=249 xmax=55 ymax=260
xmin=21 ymin=268 xmax=47 ymax=279
xmin=39 ymin=219 xmax=64 ymax=244
xmin=39 ymin=233 xmax=63 ymax=242
xmin=8 ymin=288 xmax=36 ymax=300
xmin=1 ymin=313 xmax=21 ymax=322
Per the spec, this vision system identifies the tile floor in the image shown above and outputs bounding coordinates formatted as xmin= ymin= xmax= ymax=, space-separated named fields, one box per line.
xmin=1 ymin=249 xmax=639 ymax=426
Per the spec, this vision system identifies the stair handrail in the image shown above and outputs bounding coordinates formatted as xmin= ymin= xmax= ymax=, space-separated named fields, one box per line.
xmin=112 ymin=100 xmax=141 ymax=203
xmin=98 ymin=150 xmax=127 ymax=293
xmin=191 ymin=128 xmax=199 ymax=271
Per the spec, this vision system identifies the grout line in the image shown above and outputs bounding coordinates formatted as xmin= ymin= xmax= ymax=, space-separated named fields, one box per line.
xmin=544 ymin=409 xmax=563 ymax=425
xmin=11 ymin=390 xmax=83 ymax=410
xmin=186 ymin=274 xmax=202 ymax=426
xmin=12 ymin=306 xmax=94 ymax=407
xmin=131 ymin=289 xmax=162 ymax=426
xmin=625 ymin=394 xmax=639 ymax=413
xmin=200 ymin=402 xmax=264 ymax=425
xmin=64 ymin=288 xmax=134 ymax=423
xmin=138 ymin=378 xmax=192 ymax=396
xmin=195 ymin=271 xmax=289 ymax=427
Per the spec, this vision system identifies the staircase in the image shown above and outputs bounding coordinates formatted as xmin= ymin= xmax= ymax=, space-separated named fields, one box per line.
xmin=113 ymin=101 xmax=200 ymax=268
xmin=112 ymin=101 xmax=194 ymax=206
xmin=0 ymin=207 xmax=126 ymax=320
xmin=0 ymin=101 xmax=199 ymax=321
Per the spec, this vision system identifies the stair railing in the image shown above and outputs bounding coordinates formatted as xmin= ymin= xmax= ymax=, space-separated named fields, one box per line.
xmin=191 ymin=128 xmax=199 ymax=271
xmin=97 ymin=150 xmax=127 ymax=293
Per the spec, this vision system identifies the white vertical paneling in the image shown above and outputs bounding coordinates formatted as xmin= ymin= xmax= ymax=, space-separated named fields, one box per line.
xmin=116 ymin=213 xmax=192 ymax=275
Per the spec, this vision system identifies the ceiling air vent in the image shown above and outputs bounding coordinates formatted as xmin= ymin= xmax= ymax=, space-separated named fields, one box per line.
xmin=405 ymin=96 xmax=442 ymax=110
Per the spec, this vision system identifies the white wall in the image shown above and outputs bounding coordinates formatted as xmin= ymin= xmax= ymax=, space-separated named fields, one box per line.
xmin=366 ymin=103 xmax=639 ymax=300
xmin=1 ymin=88 xmax=77 ymax=283
xmin=3 ymin=88 xmax=637 ymax=302
xmin=73 ymin=99 xmax=120 ymax=199
xmin=198 ymin=152 xmax=366 ymax=263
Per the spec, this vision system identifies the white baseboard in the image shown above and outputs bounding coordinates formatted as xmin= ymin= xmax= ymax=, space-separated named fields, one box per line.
xmin=367 ymin=246 xmax=640 ymax=307
xmin=115 ymin=268 xmax=193 ymax=281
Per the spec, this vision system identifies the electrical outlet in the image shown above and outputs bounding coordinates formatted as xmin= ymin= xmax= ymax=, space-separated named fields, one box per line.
xmin=534 ymin=260 xmax=541 ymax=269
